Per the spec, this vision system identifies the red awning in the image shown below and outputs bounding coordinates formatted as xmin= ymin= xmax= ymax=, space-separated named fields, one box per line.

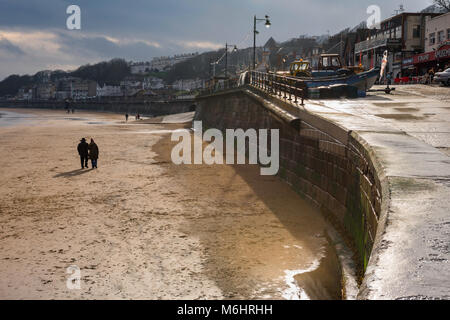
xmin=413 ymin=44 xmax=450 ymax=65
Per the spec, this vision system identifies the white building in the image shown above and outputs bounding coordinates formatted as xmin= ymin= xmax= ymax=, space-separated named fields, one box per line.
xmin=17 ymin=87 xmax=33 ymax=101
xmin=425 ymin=12 xmax=450 ymax=52
xmin=143 ymin=77 xmax=165 ymax=90
xmin=172 ymin=78 xmax=204 ymax=91
xmin=130 ymin=62 xmax=152 ymax=75
xmin=130 ymin=53 xmax=199 ymax=74
xmin=97 ymin=84 xmax=123 ymax=97
xmin=120 ymin=78 xmax=144 ymax=96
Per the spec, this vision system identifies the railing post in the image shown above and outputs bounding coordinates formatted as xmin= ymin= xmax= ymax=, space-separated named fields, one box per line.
xmin=265 ymin=73 xmax=268 ymax=92
xmin=269 ymin=73 xmax=273 ymax=94
xmin=288 ymin=82 xmax=292 ymax=101
xmin=294 ymin=82 xmax=298 ymax=104
xmin=278 ymin=76 xmax=282 ymax=97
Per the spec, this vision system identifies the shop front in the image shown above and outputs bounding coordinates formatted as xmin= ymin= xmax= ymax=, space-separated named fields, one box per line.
xmin=411 ymin=42 xmax=450 ymax=75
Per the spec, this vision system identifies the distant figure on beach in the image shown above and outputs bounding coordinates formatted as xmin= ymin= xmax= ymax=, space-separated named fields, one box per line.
xmin=65 ymin=100 xmax=70 ymax=113
xmin=77 ymin=138 xmax=89 ymax=169
xmin=88 ymin=139 xmax=99 ymax=169
xmin=125 ymin=113 xmax=129 ymax=122
xmin=71 ymin=108 xmax=75 ymax=114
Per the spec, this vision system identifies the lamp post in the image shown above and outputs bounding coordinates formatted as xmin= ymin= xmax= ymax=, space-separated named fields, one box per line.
xmin=253 ymin=15 xmax=271 ymax=70
xmin=225 ymin=43 xmax=238 ymax=78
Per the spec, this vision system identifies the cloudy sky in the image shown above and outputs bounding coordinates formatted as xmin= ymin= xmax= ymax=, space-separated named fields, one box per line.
xmin=0 ymin=0 xmax=432 ymax=80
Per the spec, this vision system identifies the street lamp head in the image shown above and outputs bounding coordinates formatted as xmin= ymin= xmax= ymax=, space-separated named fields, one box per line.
xmin=233 ymin=45 xmax=238 ymax=52
xmin=265 ymin=16 xmax=271 ymax=28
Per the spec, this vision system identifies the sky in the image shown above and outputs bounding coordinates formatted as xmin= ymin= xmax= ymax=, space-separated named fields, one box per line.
xmin=0 ymin=0 xmax=433 ymax=80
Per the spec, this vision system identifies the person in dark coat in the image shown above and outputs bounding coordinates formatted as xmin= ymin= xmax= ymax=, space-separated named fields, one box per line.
xmin=77 ymin=138 xmax=89 ymax=169
xmin=88 ymin=138 xmax=99 ymax=169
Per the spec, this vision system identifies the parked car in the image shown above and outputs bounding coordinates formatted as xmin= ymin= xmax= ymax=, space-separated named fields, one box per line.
xmin=434 ymin=68 xmax=450 ymax=86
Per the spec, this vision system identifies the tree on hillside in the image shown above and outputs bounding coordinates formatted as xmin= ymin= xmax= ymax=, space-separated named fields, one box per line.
xmin=0 ymin=74 xmax=33 ymax=96
xmin=70 ymin=58 xmax=131 ymax=85
xmin=434 ymin=0 xmax=450 ymax=12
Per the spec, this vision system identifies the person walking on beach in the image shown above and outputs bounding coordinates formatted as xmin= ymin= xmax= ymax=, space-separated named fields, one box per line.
xmin=88 ymin=138 xmax=99 ymax=169
xmin=77 ymin=138 xmax=89 ymax=169
xmin=125 ymin=113 xmax=129 ymax=122
xmin=65 ymin=100 xmax=70 ymax=113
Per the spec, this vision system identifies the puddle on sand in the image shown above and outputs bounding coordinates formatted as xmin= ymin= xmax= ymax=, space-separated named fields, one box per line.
xmin=64 ymin=117 xmax=88 ymax=121
xmin=293 ymin=240 xmax=343 ymax=300
xmin=394 ymin=107 xmax=419 ymax=112
xmin=375 ymin=113 xmax=427 ymax=121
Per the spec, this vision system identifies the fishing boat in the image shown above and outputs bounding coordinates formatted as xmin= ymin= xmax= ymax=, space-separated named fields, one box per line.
xmin=277 ymin=54 xmax=379 ymax=92
xmin=301 ymin=68 xmax=379 ymax=92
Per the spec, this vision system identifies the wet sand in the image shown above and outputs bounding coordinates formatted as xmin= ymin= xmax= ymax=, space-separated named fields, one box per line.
xmin=0 ymin=108 xmax=344 ymax=299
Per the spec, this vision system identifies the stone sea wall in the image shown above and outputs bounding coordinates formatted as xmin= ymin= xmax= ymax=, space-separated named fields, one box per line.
xmin=195 ymin=87 xmax=385 ymax=272
xmin=0 ymin=99 xmax=196 ymax=117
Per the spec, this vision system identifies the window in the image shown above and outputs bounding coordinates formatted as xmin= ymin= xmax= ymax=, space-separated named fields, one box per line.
xmin=331 ymin=57 xmax=340 ymax=67
xmin=438 ymin=31 xmax=445 ymax=43
xmin=396 ymin=26 xmax=402 ymax=39
xmin=448 ymin=29 xmax=450 ymax=40
xmin=299 ymin=63 xmax=308 ymax=71
xmin=413 ymin=25 xmax=421 ymax=38
xmin=429 ymin=32 xmax=436 ymax=46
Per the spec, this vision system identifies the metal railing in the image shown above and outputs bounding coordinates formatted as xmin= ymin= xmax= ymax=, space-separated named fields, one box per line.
xmin=197 ymin=71 xmax=306 ymax=106
xmin=249 ymin=71 xmax=306 ymax=106
xmin=198 ymin=78 xmax=240 ymax=96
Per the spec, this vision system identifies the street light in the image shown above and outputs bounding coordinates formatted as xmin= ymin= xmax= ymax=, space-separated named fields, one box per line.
xmin=225 ymin=43 xmax=238 ymax=78
xmin=253 ymin=14 xmax=271 ymax=70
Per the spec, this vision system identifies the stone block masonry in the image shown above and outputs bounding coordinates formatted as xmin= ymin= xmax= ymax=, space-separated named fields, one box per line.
xmin=196 ymin=88 xmax=383 ymax=272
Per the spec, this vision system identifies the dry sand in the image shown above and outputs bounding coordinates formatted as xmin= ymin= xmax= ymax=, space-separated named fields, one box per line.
xmin=0 ymin=108 xmax=342 ymax=299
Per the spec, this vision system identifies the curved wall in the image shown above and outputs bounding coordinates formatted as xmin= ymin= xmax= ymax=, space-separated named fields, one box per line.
xmin=196 ymin=87 xmax=386 ymax=272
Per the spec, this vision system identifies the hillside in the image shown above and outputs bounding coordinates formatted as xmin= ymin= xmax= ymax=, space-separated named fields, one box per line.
xmin=0 ymin=58 xmax=131 ymax=97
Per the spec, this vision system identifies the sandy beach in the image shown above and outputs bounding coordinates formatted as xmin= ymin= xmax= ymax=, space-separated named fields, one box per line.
xmin=0 ymin=108 xmax=342 ymax=299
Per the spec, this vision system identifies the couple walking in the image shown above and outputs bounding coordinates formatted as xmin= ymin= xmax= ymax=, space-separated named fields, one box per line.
xmin=77 ymin=138 xmax=99 ymax=169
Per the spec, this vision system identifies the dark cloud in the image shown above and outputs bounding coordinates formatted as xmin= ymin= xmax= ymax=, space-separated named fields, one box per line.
xmin=54 ymin=31 xmax=165 ymax=61
xmin=0 ymin=37 xmax=26 ymax=56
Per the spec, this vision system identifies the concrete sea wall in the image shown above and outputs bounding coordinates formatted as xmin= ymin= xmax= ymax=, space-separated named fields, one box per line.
xmin=195 ymin=87 xmax=385 ymax=275
xmin=0 ymin=100 xmax=196 ymax=117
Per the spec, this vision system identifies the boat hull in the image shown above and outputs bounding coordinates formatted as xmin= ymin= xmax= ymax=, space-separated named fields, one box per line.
xmin=302 ymin=68 xmax=380 ymax=92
